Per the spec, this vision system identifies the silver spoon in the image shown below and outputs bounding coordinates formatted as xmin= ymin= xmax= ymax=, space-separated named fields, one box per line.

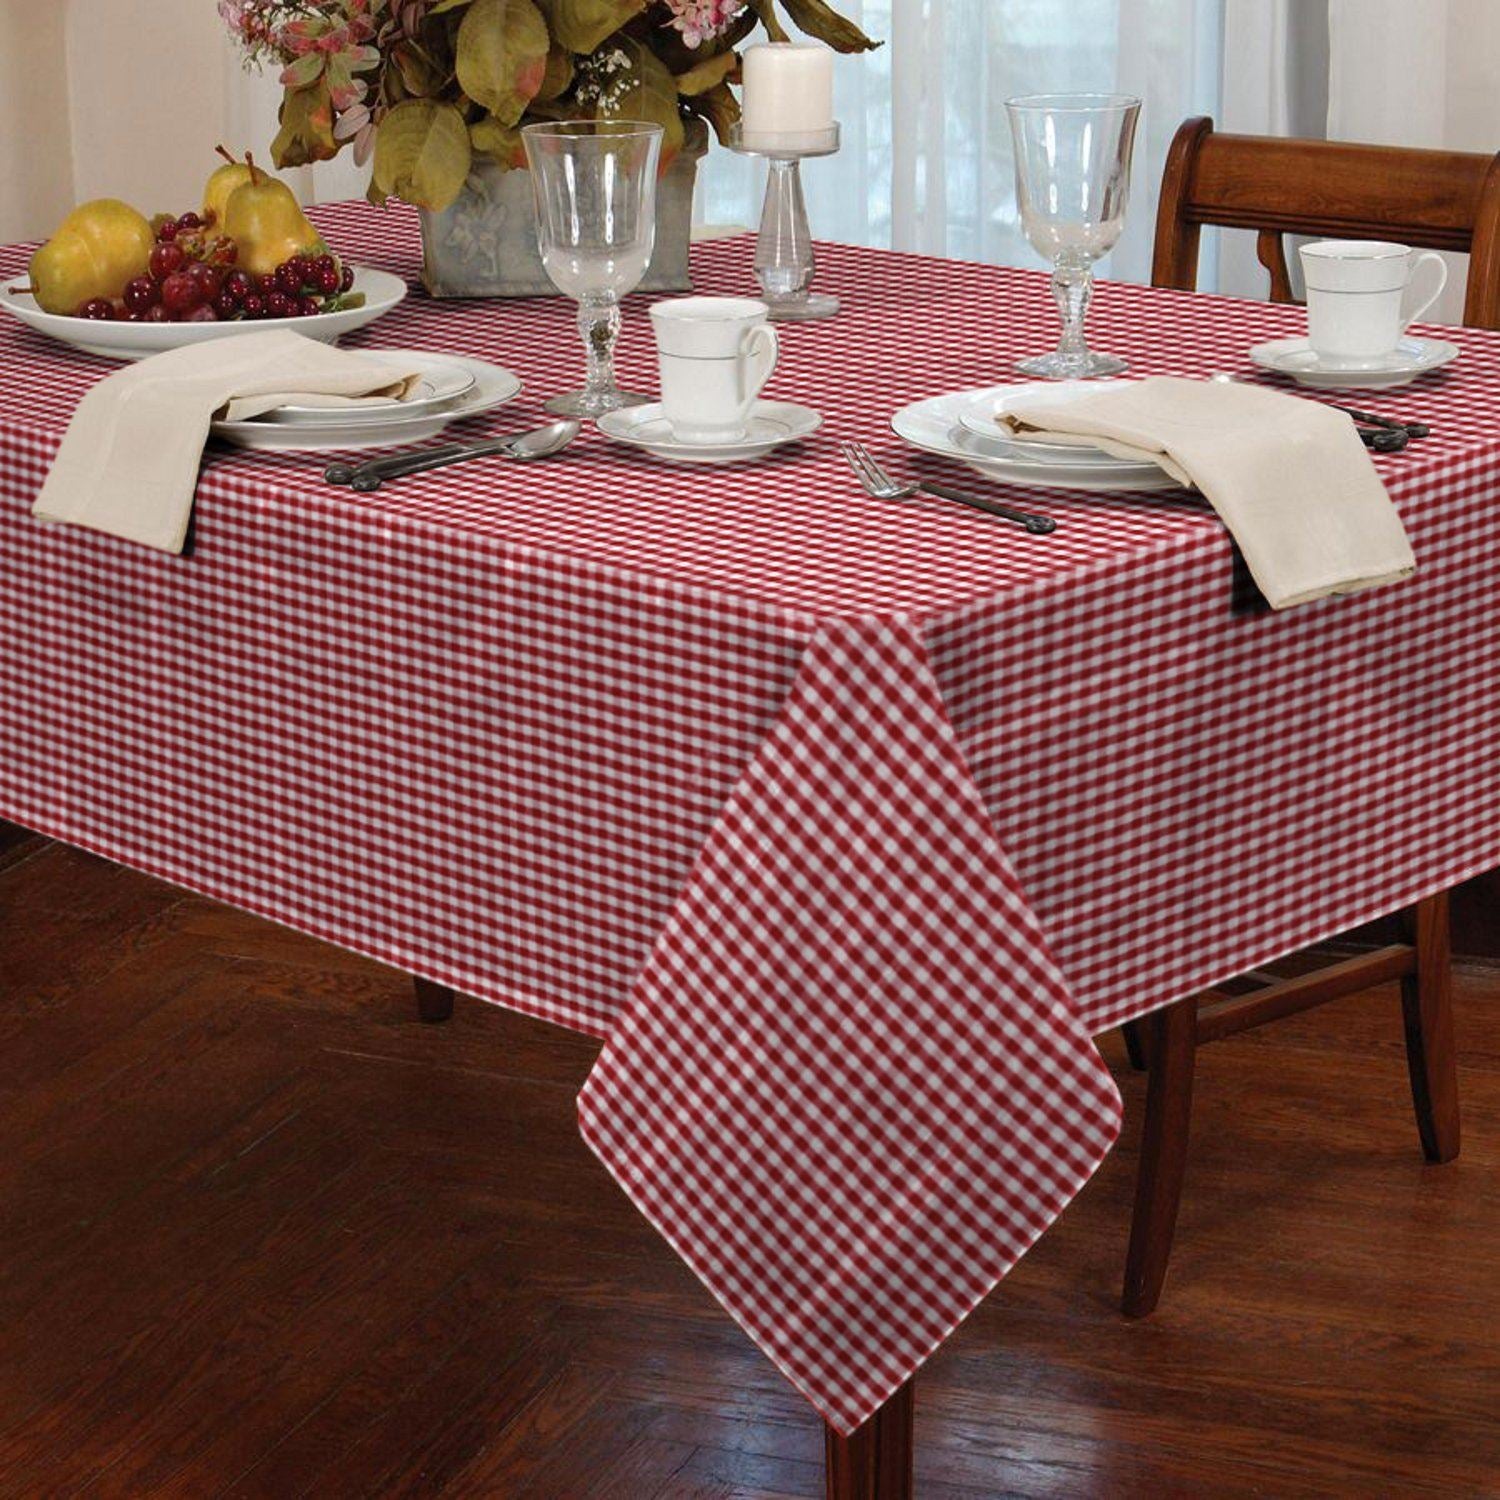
xmin=349 ymin=420 xmax=582 ymax=492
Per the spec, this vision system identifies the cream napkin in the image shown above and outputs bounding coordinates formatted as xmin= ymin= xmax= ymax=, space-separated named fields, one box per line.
xmin=997 ymin=376 xmax=1416 ymax=609
xmin=33 ymin=330 xmax=420 ymax=554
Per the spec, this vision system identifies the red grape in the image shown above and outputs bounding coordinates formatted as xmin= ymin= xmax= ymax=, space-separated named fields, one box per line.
xmin=187 ymin=262 xmax=223 ymax=300
xmin=339 ymin=264 xmax=354 ymax=292
xmin=223 ymin=270 xmax=253 ymax=303
xmin=314 ymin=265 xmax=340 ymax=294
xmin=144 ymin=304 xmax=170 ymax=323
xmin=160 ymin=271 xmax=203 ymax=316
xmin=76 ymin=298 xmax=114 ymax=320
xmin=275 ymin=261 xmax=305 ymax=295
xmin=257 ymin=273 xmax=279 ymax=297
xmin=157 ymin=219 xmax=179 ymax=242
xmin=123 ymin=276 xmax=159 ymax=313
xmin=149 ymin=241 xmax=186 ymax=279
xmin=264 ymin=291 xmax=294 ymax=319
xmin=212 ymin=290 xmax=238 ymax=319
xmin=241 ymin=294 xmax=265 ymax=319
xmin=177 ymin=211 xmax=202 ymax=231
xmin=182 ymin=303 xmax=218 ymax=323
xmin=315 ymin=254 xmax=335 ymax=275
xmin=297 ymin=295 xmax=321 ymax=316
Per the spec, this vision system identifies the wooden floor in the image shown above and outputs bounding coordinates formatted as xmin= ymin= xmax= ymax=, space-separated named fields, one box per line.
xmin=2 ymin=832 xmax=1498 ymax=1498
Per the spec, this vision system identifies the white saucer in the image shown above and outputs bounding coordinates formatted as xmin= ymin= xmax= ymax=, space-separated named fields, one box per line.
xmin=1248 ymin=335 xmax=1459 ymax=389
xmin=597 ymin=400 xmax=822 ymax=464
xmin=891 ymin=386 xmax=1184 ymax=493
xmin=209 ymin=352 xmax=521 ymax=451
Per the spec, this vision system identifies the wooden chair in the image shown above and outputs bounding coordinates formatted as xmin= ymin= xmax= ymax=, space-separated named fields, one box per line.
xmin=1121 ymin=118 xmax=1482 ymax=1318
xmin=1152 ymin=115 xmax=1500 ymax=327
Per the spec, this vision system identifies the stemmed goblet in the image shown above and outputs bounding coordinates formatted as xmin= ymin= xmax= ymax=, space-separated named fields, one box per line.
xmin=1005 ymin=94 xmax=1141 ymax=378
xmin=522 ymin=120 xmax=663 ymax=417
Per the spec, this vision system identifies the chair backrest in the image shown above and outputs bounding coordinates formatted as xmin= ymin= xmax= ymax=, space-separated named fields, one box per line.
xmin=1152 ymin=116 xmax=1500 ymax=330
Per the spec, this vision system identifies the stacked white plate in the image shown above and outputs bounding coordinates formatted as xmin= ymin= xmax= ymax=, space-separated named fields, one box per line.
xmin=210 ymin=349 xmax=522 ymax=451
xmin=891 ymin=380 xmax=1186 ymax=493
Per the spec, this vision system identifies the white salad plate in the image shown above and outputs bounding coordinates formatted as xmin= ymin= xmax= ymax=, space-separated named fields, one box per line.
xmin=1248 ymin=335 xmax=1459 ymax=390
xmin=954 ymin=380 xmax=1140 ymax=466
xmin=261 ymin=353 xmax=476 ymax=426
xmin=597 ymin=400 xmax=823 ymax=464
xmin=892 ymin=384 xmax=1185 ymax=493
xmin=210 ymin=352 xmax=521 ymax=452
xmin=0 ymin=267 xmax=407 ymax=361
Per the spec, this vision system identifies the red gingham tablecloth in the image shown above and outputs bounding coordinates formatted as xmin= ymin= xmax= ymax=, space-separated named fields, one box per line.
xmin=2 ymin=204 xmax=1497 ymax=1432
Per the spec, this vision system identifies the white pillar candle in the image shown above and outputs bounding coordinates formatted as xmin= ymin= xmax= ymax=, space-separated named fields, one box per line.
xmin=740 ymin=43 xmax=835 ymax=140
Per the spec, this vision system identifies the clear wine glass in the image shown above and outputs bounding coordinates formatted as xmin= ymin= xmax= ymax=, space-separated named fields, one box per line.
xmin=1005 ymin=94 xmax=1141 ymax=379
xmin=522 ymin=120 xmax=663 ymax=417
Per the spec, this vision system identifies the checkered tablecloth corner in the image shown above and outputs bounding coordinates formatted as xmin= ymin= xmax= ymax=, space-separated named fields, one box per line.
xmin=578 ymin=610 xmax=1122 ymax=1432
xmin=2 ymin=201 xmax=1498 ymax=1431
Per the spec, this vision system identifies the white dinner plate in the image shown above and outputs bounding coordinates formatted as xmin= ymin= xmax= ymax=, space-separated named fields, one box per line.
xmin=259 ymin=353 xmax=476 ymax=426
xmin=0 ymin=267 xmax=407 ymax=362
xmin=597 ymin=400 xmax=822 ymax=464
xmin=892 ymin=386 xmax=1185 ymax=493
xmin=1248 ymin=335 xmax=1459 ymax=390
xmin=209 ymin=352 xmax=521 ymax=451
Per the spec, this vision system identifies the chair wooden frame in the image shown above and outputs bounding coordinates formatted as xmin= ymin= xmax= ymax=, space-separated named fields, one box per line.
xmin=1152 ymin=116 xmax=1500 ymax=328
xmin=1120 ymin=895 xmax=1460 ymax=1316
xmin=1117 ymin=117 xmax=1485 ymax=1317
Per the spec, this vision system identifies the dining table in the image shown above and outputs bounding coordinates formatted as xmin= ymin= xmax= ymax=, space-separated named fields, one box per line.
xmin=2 ymin=201 xmax=1498 ymax=1499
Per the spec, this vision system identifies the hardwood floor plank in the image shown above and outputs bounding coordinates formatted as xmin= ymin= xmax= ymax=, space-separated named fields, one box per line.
xmin=0 ymin=853 xmax=1497 ymax=1496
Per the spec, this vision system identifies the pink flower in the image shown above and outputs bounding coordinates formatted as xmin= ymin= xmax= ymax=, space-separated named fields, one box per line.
xmin=662 ymin=0 xmax=745 ymax=48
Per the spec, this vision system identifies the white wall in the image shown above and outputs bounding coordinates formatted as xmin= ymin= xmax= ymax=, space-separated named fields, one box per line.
xmin=1328 ymin=0 xmax=1500 ymax=320
xmin=0 ymin=0 xmax=367 ymax=243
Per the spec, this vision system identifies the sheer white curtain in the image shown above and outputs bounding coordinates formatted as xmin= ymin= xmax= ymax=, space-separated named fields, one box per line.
xmin=696 ymin=0 xmax=1224 ymax=283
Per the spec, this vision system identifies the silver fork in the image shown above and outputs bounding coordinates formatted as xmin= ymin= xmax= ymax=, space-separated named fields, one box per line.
xmin=839 ymin=441 xmax=1057 ymax=534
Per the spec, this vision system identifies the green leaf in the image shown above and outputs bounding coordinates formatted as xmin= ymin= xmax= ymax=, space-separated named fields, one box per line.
xmin=456 ymin=0 xmax=550 ymax=126
xmin=613 ymin=44 xmax=684 ymax=167
xmin=533 ymin=0 xmax=646 ymax=55
xmin=470 ymin=114 xmax=526 ymax=168
xmin=748 ymin=0 xmax=789 ymax=42
xmin=271 ymin=78 xmax=339 ymax=166
xmin=280 ymin=53 xmax=325 ymax=89
xmin=392 ymin=40 xmax=446 ymax=97
xmin=372 ymin=98 xmax=474 ymax=209
xmin=535 ymin=45 xmax=573 ymax=102
xmin=780 ymin=0 xmax=880 ymax=52
xmin=674 ymin=49 xmax=738 ymax=97
xmin=687 ymin=80 xmax=740 ymax=146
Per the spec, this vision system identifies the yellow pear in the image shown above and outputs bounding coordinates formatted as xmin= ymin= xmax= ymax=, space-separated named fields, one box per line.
xmin=222 ymin=154 xmax=325 ymax=277
xmin=27 ymin=199 xmax=154 ymax=315
xmin=203 ymin=145 xmax=255 ymax=230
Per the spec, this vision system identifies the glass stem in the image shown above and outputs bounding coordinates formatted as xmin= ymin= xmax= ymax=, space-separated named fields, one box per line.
xmin=579 ymin=299 xmax=621 ymax=397
xmin=1051 ymin=263 xmax=1094 ymax=359
xmin=755 ymin=158 xmax=814 ymax=304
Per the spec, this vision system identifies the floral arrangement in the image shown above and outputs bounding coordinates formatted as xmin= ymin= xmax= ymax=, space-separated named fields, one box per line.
xmin=220 ymin=0 xmax=877 ymax=212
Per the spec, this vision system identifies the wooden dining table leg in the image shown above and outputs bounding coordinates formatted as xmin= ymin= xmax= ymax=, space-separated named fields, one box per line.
xmin=1401 ymin=893 xmax=1461 ymax=1163
xmin=1122 ymin=995 xmax=1197 ymax=1318
xmin=413 ymin=976 xmax=455 ymax=1024
xmin=824 ymin=1381 xmax=915 ymax=1500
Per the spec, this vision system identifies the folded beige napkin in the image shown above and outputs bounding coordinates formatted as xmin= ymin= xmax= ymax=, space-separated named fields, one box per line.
xmin=33 ymin=330 xmax=419 ymax=554
xmin=997 ymin=376 xmax=1416 ymax=609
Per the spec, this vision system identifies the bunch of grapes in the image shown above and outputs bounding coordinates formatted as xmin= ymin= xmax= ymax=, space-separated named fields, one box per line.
xmin=75 ymin=214 xmax=358 ymax=324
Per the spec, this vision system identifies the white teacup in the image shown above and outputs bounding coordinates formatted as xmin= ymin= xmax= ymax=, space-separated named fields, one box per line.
xmin=1299 ymin=240 xmax=1448 ymax=368
xmin=650 ymin=297 xmax=779 ymax=444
